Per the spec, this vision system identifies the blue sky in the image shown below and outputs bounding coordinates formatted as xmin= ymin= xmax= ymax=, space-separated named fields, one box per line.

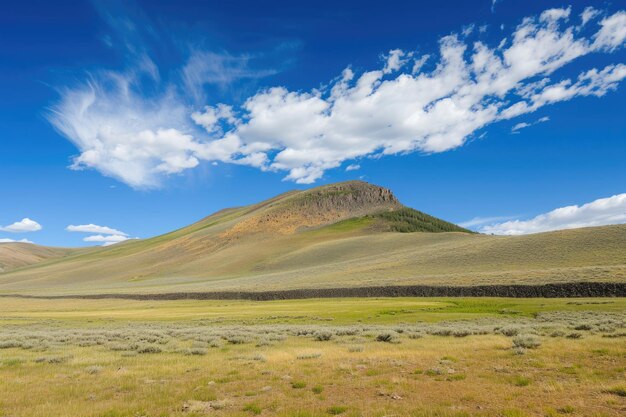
xmin=1 ymin=0 xmax=625 ymax=246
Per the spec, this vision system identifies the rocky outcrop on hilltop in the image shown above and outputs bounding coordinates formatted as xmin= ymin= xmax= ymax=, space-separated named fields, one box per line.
xmin=288 ymin=181 xmax=401 ymax=213
xmin=222 ymin=181 xmax=402 ymax=236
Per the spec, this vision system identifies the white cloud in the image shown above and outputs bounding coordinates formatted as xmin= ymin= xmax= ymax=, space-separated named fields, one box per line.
xmin=49 ymin=6 xmax=626 ymax=187
xmin=511 ymin=116 xmax=550 ymax=133
xmin=383 ymin=49 xmax=410 ymax=74
xmin=82 ymin=234 xmax=131 ymax=246
xmin=48 ymin=74 xmax=201 ymax=188
xmin=345 ymin=164 xmax=360 ymax=172
xmin=66 ymin=223 xmax=134 ymax=246
xmin=411 ymin=54 xmax=430 ymax=74
xmin=593 ymin=11 xmax=626 ymax=51
xmin=540 ymin=6 xmax=571 ymax=23
xmin=66 ymin=224 xmax=128 ymax=236
xmin=480 ymin=193 xmax=626 ymax=235
xmin=191 ymin=104 xmax=237 ymax=134
xmin=182 ymin=51 xmax=278 ymax=102
xmin=511 ymin=122 xmax=530 ymax=132
xmin=0 ymin=218 xmax=42 ymax=233
xmin=458 ymin=215 xmax=517 ymax=228
xmin=0 ymin=238 xmax=34 ymax=244
xmin=581 ymin=7 xmax=600 ymax=27
xmin=491 ymin=0 xmax=500 ymax=13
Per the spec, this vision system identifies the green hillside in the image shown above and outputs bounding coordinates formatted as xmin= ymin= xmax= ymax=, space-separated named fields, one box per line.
xmin=370 ymin=207 xmax=471 ymax=233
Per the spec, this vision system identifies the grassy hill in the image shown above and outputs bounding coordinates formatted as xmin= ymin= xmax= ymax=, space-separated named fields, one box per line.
xmin=0 ymin=243 xmax=79 ymax=273
xmin=0 ymin=180 xmax=624 ymax=295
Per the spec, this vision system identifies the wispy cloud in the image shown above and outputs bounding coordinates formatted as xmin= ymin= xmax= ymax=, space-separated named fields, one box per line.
xmin=480 ymin=193 xmax=626 ymax=235
xmin=182 ymin=51 xmax=278 ymax=103
xmin=511 ymin=116 xmax=550 ymax=133
xmin=458 ymin=215 xmax=518 ymax=228
xmin=47 ymin=1 xmax=286 ymax=189
xmin=581 ymin=7 xmax=600 ymax=27
xmin=0 ymin=218 xmax=42 ymax=233
xmin=48 ymin=5 xmax=626 ymax=187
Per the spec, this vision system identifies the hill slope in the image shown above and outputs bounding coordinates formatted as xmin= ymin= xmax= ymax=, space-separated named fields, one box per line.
xmin=0 ymin=243 xmax=78 ymax=273
xmin=0 ymin=181 xmax=624 ymax=295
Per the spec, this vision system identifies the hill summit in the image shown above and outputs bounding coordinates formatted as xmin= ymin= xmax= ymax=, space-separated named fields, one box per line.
xmin=221 ymin=180 xmax=468 ymax=238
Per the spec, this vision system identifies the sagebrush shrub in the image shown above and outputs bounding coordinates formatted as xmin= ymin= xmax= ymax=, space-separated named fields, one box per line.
xmin=500 ymin=326 xmax=520 ymax=337
xmin=313 ymin=331 xmax=333 ymax=341
xmin=512 ymin=334 xmax=541 ymax=349
xmin=376 ymin=332 xmax=399 ymax=343
xmin=136 ymin=344 xmax=162 ymax=354
xmin=85 ymin=365 xmax=103 ymax=374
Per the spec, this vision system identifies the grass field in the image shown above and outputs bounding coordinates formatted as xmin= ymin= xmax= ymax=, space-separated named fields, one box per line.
xmin=1 ymin=297 xmax=624 ymax=417
xmin=1 ymin=183 xmax=624 ymax=415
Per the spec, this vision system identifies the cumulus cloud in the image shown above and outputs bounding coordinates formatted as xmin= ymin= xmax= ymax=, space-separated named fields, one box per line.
xmin=66 ymin=224 xmax=128 ymax=236
xmin=480 ymin=193 xmax=626 ymax=235
xmin=0 ymin=218 xmax=42 ymax=233
xmin=383 ymin=49 xmax=410 ymax=74
xmin=82 ymin=234 xmax=131 ymax=246
xmin=345 ymin=164 xmax=361 ymax=172
xmin=66 ymin=223 xmax=134 ymax=246
xmin=48 ymin=73 xmax=198 ymax=188
xmin=0 ymin=238 xmax=34 ymax=244
xmin=49 ymin=6 xmax=626 ymax=187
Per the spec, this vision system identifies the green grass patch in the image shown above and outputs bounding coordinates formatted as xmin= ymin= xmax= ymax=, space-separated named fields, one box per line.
xmin=327 ymin=405 xmax=348 ymax=415
xmin=512 ymin=376 xmax=531 ymax=387
xmin=243 ymin=403 xmax=262 ymax=415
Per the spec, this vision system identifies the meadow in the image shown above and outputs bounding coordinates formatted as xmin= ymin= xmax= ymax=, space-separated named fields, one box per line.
xmin=0 ymin=297 xmax=624 ymax=417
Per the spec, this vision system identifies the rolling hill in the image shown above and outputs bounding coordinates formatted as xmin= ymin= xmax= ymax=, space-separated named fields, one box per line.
xmin=0 ymin=243 xmax=78 ymax=273
xmin=0 ymin=180 xmax=624 ymax=296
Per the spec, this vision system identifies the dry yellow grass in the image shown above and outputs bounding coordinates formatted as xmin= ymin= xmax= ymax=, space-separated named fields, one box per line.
xmin=0 ymin=243 xmax=80 ymax=273
xmin=3 ymin=335 xmax=625 ymax=417
xmin=0 ymin=297 xmax=624 ymax=417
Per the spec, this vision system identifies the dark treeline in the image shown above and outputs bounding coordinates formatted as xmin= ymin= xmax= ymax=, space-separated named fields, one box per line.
xmin=371 ymin=208 xmax=472 ymax=233
xmin=2 ymin=282 xmax=624 ymax=301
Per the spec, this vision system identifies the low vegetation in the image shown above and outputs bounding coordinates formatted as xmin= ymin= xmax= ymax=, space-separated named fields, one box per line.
xmin=0 ymin=297 xmax=624 ymax=416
